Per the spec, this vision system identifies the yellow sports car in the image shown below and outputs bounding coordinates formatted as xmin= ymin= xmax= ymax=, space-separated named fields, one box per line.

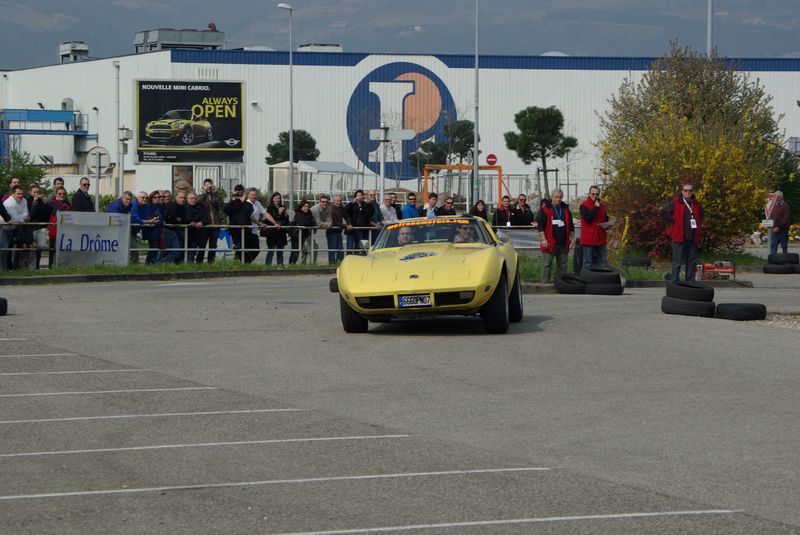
xmin=145 ymin=109 xmax=212 ymax=145
xmin=331 ymin=216 xmax=523 ymax=333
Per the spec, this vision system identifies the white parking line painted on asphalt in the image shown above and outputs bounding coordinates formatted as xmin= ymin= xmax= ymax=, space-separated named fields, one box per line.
xmin=0 ymin=386 xmax=217 ymax=398
xmin=0 ymin=408 xmax=309 ymax=425
xmin=0 ymin=467 xmax=554 ymax=500
xmin=0 ymin=435 xmax=411 ymax=458
xmin=157 ymin=282 xmax=210 ymax=286
xmin=0 ymin=353 xmax=77 ymax=359
xmin=0 ymin=338 xmax=27 ymax=341
xmin=266 ymin=510 xmax=744 ymax=535
xmin=0 ymin=369 xmax=150 ymax=377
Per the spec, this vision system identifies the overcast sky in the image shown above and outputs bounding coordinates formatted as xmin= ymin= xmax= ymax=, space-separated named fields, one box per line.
xmin=2 ymin=0 xmax=800 ymax=69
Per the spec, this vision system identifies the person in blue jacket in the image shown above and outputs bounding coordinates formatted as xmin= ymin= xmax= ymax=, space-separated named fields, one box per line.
xmin=131 ymin=190 xmax=163 ymax=264
xmin=402 ymin=192 xmax=421 ymax=219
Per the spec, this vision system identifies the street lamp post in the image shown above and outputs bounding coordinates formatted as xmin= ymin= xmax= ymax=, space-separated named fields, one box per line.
xmin=706 ymin=0 xmax=713 ymax=57
xmin=472 ymin=0 xmax=479 ymax=210
xmin=277 ymin=2 xmax=294 ymax=209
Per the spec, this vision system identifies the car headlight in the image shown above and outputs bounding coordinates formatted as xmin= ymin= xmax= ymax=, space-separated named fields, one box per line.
xmin=174 ymin=121 xmax=184 ymax=128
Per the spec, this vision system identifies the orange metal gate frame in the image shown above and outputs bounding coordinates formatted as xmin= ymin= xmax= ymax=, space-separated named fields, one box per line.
xmin=422 ymin=164 xmax=505 ymax=203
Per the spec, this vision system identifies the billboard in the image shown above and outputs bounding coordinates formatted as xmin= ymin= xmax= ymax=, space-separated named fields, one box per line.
xmin=136 ymin=80 xmax=244 ymax=163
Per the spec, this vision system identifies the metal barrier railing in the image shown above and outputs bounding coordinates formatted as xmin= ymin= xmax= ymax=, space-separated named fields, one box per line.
xmin=0 ymin=221 xmax=544 ymax=269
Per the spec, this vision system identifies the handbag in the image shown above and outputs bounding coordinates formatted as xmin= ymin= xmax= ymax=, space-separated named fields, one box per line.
xmin=35 ymin=228 xmax=50 ymax=250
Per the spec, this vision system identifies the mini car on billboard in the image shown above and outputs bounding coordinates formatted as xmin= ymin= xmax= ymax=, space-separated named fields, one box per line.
xmin=144 ymin=109 xmax=212 ymax=145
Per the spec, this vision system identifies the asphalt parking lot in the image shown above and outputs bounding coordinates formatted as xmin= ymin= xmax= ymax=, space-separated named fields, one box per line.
xmin=1 ymin=275 xmax=799 ymax=534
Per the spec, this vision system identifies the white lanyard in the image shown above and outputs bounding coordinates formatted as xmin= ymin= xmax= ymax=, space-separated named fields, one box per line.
xmin=682 ymin=197 xmax=694 ymax=217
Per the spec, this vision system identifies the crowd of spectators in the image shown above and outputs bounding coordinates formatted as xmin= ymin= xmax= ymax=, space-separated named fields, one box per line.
xmin=2 ymin=175 xmax=559 ymax=270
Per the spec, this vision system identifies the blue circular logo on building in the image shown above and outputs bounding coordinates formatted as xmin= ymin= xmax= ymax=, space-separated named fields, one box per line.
xmin=346 ymin=62 xmax=457 ymax=181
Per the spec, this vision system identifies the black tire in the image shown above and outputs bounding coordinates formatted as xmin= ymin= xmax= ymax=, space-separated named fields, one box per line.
xmin=554 ymin=274 xmax=586 ymax=294
xmin=329 ymin=277 xmax=339 ymax=293
xmin=0 ymin=297 xmax=6 ymax=316
xmin=508 ymin=266 xmax=524 ymax=323
xmin=573 ymin=238 xmax=583 ymax=274
xmin=585 ymin=282 xmax=624 ymax=295
xmin=622 ymin=256 xmax=651 ymax=267
xmin=793 ymin=264 xmax=800 ymax=274
xmin=763 ymin=264 xmax=793 ymax=274
xmin=715 ymin=302 xmax=767 ymax=321
xmin=580 ymin=266 xmax=621 ymax=284
xmin=481 ymin=276 xmax=509 ymax=334
xmin=768 ymin=252 xmax=799 ymax=265
xmin=661 ymin=296 xmax=715 ymax=318
xmin=339 ymin=296 xmax=368 ymax=333
xmin=180 ymin=127 xmax=195 ymax=145
xmin=665 ymin=281 xmax=714 ymax=302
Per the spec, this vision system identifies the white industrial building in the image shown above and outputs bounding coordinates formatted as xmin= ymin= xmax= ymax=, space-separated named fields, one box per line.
xmin=2 ymin=34 xmax=800 ymax=203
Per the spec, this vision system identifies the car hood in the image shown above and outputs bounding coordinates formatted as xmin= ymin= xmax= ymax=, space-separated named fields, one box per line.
xmin=359 ymin=242 xmax=496 ymax=286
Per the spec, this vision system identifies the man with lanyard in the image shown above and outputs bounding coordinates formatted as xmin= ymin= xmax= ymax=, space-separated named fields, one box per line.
xmin=537 ymin=188 xmax=574 ymax=283
xmin=661 ymin=182 xmax=704 ymax=282
xmin=579 ymin=185 xmax=609 ymax=269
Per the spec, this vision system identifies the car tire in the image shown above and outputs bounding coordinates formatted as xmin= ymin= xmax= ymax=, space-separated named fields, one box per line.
xmin=329 ymin=277 xmax=339 ymax=293
xmin=580 ymin=266 xmax=622 ymax=284
xmin=206 ymin=127 xmax=214 ymax=142
xmin=481 ymin=276 xmax=509 ymax=334
xmin=622 ymin=256 xmax=651 ymax=267
xmin=0 ymin=297 xmax=7 ymax=316
xmin=665 ymin=281 xmax=714 ymax=302
xmin=715 ymin=302 xmax=767 ymax=321
xmin=792 ymin=264 xmax=800 ymax=274
xmin=661 ymin=296 xmax=715 ymax=317
xmin=585 ymin=282 xmax=624 ymax=295
xmin=554 ymin=274 xmax=586 ymax=294
xmin=768 ymin=252 xmax=799 ymax=265
xmin=339 ymin=296 xmax=368 ymax=333
xmin=180 ymin=127 xmax=195 ymax=145
xmin=508 ymin=266 xmax=524 ymax=323
xmin=763 ymin=264 xmax=793 ymax=274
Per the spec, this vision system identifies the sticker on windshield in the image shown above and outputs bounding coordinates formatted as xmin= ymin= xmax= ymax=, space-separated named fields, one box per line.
xmin=400 ymin=252 xmax=438 ymax=262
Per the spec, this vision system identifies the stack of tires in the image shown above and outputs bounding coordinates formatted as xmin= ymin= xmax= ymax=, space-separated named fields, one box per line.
xmin=554 ymin=266 xmax=624 ymax=295
xmin=661 ymin=281 xmax=715 ymax=317
xmin=763 ymin=253 xmax=800 ymax=274
xmin=661 ymin=281 xmax=767 ymax=321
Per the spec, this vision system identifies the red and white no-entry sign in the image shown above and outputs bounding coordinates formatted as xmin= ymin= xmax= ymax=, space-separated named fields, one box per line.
xmin=486 ymin=153 xmax=497 ymax=165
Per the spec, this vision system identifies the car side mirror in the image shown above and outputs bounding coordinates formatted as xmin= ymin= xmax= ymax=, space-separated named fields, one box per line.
xmin=496 ymin=231 xmax=510 ymax=244
xmin=359 ymin=239 xmax=371 ymax=251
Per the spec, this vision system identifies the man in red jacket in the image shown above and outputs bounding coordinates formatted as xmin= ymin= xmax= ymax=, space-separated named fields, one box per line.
xmin=579 ymin=185 xmax=609 ymax=269
xmin=661 ymin=182 xmax=704 ymax=282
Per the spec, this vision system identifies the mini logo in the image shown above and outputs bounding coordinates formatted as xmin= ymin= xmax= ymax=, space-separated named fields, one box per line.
xmin=346 ymin=62 xmax=456 ymax=180
xmin=400 ymin=251 xmax=438 ymax=262
xmin=224 ymin=138 xmax=240 ymax=147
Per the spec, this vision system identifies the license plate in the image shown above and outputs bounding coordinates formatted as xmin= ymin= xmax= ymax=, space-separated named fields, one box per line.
xmin=398 ymin=294 xmax=431 ymax=308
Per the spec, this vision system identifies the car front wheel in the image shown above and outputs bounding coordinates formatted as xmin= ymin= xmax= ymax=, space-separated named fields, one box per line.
xmin=508 ymin=266 xmax=523 ymax=323
xmin=340 ymin=296 xmax=368 ymax=333
xmin=481 ymin=275 xmax=509 ymax=334
xmin=180 ymin=127 xmax=195 ymax=145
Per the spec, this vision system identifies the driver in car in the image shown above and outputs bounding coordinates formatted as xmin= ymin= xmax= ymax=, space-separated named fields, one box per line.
xmin=453 ymin=224 xmax=476 ymax=243
xmin=396 ymin=226 xmax=414 ymax=246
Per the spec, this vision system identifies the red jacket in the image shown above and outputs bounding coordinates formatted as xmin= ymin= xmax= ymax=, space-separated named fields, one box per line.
xmin=47 ymin=198 xmax=72 ymax=240
xmin=666 ymin=195 xmax=702 ymax=244
xmin=539 ymin=203 xmax=572 ymax=253
xmin=579 ymin=198 xmax=607 ymax=246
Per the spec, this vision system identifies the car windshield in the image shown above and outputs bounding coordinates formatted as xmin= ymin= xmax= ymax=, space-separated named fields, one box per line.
xmin=162 ymin=110 xmax=191 ymax=120
xmin=374 ymin=219 xmax=492 ymax=249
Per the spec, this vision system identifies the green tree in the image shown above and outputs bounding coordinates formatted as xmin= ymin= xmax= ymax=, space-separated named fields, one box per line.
xmin=265 ymin=130 xmax=320 ymax=165
xmin=0 ymin=151 xmax=47 ymax=193
xmin=776 ymin=153 xmax=800 ymax=224
xmin=599 ymin=45 xmax=784 ymax=255
xmin=442 ymin=120 xmax=476 ymax=164
xmin=408 ymin=140 xmax=448 ymax=169
xmin=504 ymin=106 xmax=577 ymax=197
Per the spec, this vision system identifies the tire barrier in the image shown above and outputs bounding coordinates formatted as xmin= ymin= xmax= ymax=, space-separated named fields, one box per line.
xmin=715 ymin=302 xmax=768 ymax=321
xmin=0 ymin=297 xmax=7 ymax=316
xmin=763 ymin=264 xmax=794 ymax=274
xmin=554 ymin=274 xmax=587 ymax=294
xmin=580 ymin=266 xmax=622 ymax=284
xmin=767 ymin=252 xmax=799 ymax=265
xmin=661 ymin=295 xmax=716 ymax=318
xmin=585 ymin=282 xmax=625 ymax=295
xmin=665 ymin=281 xmax=714 ymax=302
xmin=763 ymin=251 xmax=799 ymax=275
xmin=622 ymin=256 xmax=652 ymax=267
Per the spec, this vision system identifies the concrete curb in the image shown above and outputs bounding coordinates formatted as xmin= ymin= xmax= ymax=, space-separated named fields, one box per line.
xmin=0 ymin=268 xmax=337 ymax=286
xmin=523 ymin=279 xmax=753 ymax=294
